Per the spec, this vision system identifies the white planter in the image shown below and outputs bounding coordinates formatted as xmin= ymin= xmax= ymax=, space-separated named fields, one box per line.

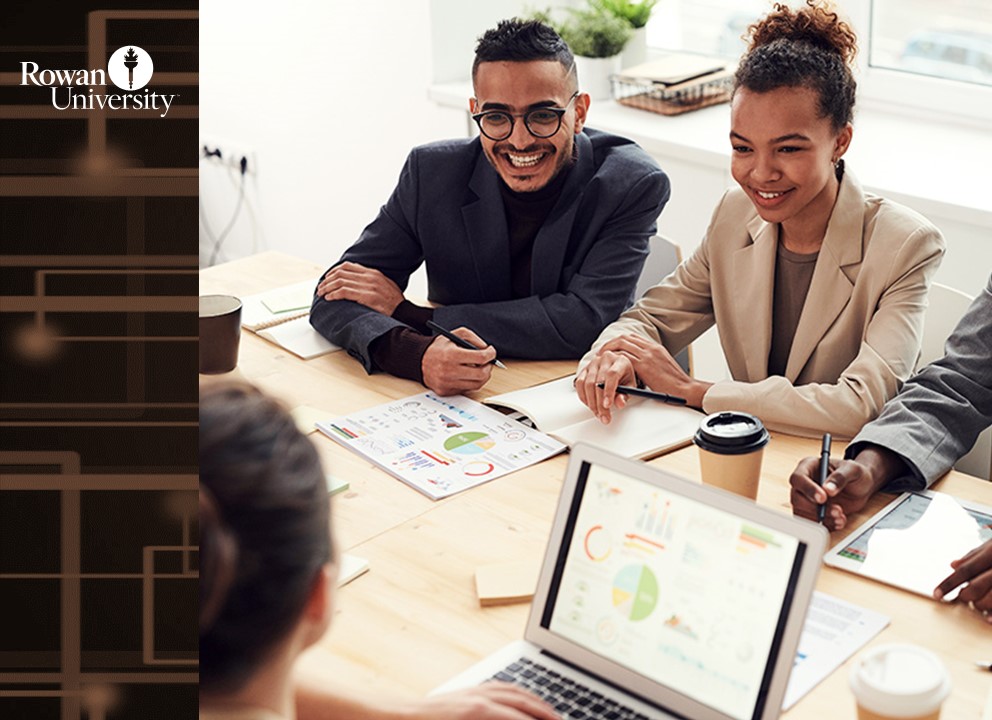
xmin=575 ymin=54 xmax=621 ymax=101
xmin=621 ymin=26 xmax=648 ymax=69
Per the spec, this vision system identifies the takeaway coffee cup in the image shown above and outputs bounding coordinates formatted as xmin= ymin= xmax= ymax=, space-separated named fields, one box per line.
xmin=199 ymin=295 xmax=242 ymax=374
xmin=849 ymin=644 xmax=951 ymax=720
xmin=693 ymin=411 xmax=770 ymax=500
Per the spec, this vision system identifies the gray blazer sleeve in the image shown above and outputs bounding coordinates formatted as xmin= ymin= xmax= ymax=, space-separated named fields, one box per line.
xmin=846 ymin=274 xmax=992 ymax=489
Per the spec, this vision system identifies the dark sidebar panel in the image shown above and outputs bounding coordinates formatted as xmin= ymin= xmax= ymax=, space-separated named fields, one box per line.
xmin=1 ymin=4 xmax=199 ymax=719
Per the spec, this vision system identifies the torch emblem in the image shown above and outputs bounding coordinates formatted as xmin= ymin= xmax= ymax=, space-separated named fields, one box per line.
xmin=123 ymin=48 xmax=139 ymax=90
xmin=107 ymin=46 xmax=154 ymax=92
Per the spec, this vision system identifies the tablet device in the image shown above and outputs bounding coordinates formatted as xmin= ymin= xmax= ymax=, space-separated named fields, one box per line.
xmin=824 ymin=490 xmax=992 ymax=597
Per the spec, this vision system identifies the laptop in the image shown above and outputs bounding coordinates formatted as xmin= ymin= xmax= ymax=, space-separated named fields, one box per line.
xmin=434 ymin=443 xmax=828 ymax=720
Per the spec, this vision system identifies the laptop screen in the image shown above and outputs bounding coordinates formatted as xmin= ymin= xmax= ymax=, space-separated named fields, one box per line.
xmin=541 ymin=460 xmax=806 ymax=720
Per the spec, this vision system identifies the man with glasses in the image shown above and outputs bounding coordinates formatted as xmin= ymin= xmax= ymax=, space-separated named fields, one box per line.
xmin=311 ymin=19 xmax=670 ymax=396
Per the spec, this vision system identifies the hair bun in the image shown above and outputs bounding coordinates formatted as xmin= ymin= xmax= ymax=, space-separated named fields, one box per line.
xmin=747 ymin=1 xmax=857 ymax=66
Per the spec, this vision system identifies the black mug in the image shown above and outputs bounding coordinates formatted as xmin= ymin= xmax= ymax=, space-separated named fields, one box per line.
xmin=199 ymin=295 xmax=242 ymax=374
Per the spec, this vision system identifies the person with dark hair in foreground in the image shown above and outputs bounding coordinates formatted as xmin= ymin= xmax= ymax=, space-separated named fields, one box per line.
xmin=790 ymin=275 xmax=992 ymax=620
xmin=199 ymin=383 xmax=558 ymax=719
xmin=576 ymin=1 xmax=944 ymax=439
xmin=311 ymin=18 xmax=670 ymax=397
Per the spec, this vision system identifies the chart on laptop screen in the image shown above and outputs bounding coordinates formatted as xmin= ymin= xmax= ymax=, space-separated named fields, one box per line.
xmin=548 ymin=464 xmax=801 ymax=720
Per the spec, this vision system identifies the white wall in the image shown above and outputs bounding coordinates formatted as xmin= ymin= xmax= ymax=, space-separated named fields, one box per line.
xmin=199 ymin=1 xmax=466 ymax=275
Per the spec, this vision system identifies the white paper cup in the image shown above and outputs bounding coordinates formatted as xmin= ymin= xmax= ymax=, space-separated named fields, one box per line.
xmin=849 ymin=644 xmax=951 ymax=720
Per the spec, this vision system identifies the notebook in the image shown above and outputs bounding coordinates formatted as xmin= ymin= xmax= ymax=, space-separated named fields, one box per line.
xmin=484 ymin=375 xmax=704 ymax=460
xmin=240 ymin=279 xmax=317 ymax=331
xmin=240 ymin=280 xmax=341 ymax=359
xmin=434 ymin=443 xmax=828 ymax=720
xmin=616 ymin=54 xmax=726 ymax=87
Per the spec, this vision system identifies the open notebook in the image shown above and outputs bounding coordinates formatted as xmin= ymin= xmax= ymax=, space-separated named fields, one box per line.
xmin=240 ymin=279 xmax=340 ymax=360
xmin=484 ymin=375 xmax=704 ymax=460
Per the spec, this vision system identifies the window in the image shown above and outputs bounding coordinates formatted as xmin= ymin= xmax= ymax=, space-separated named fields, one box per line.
xmin=869 ymin=0 xmax=992 ymax=88
xmin=644 ymin=0 xmax=992 ymax=123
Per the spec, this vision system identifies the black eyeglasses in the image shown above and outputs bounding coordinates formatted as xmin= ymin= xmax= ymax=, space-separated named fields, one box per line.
xmin=472 ymin=92 xmax=579 ymax=141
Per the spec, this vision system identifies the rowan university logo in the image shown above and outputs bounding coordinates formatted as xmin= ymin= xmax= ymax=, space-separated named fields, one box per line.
xmin=20 ymin=45 xmax=177 ymax=117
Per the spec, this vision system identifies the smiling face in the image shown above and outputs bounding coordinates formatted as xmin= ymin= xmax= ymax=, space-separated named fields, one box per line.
xmin=730 ymin=86 xmax=852 ymax=242
xmin=471 ymin=60 xmax=589 ymax=193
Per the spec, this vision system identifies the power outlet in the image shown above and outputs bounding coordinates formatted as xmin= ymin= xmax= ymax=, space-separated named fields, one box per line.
xmin=200 ymin=135 xmax=257 ymax=175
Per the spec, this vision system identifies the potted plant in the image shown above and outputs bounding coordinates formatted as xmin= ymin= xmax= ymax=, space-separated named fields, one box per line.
xmin=595 ymin=0 xmax=659 ymax=68
xmin=557 ymin=7 xmax=632 ymax=100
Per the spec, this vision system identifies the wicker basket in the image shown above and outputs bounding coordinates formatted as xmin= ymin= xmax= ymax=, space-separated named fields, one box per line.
xmin=612 ymin=68 xmax=734 ymax=116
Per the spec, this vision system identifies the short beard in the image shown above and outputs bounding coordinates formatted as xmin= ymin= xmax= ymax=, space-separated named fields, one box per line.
xmin=484 ymin=134 xmax=576 ymax=192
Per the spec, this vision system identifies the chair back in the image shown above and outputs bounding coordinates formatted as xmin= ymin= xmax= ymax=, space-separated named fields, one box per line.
xmin=635 ymin=236 xmax=691 ymax=375
xmin=920 ymin=283 xmax=991 ymax=480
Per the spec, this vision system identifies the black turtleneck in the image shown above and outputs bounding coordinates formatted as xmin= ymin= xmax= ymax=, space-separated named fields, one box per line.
xmin=370 ymin=162 xmax=572 ymax=383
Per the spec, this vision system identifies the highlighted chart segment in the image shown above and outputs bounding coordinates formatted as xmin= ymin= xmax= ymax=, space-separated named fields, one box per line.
xmin=443 ymin=431 xmax=496 ymax=455
xmin=612 ymin=564 xmax=659 ymax=622
xmin=737 ymin=524 xmax=781 ymax=554
xmin=584 ymin=525 xmax=612 ymax=562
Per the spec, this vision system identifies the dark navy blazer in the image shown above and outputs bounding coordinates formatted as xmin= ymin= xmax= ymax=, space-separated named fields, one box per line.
xmin=310 ymin=127 xmax=670 ymax=372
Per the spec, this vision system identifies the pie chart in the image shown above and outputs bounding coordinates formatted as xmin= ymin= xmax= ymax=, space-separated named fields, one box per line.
xmin=443 ymin=431 xmax=496 ymax=455
xmin=612 ymin=564 xmax=658 ymax=622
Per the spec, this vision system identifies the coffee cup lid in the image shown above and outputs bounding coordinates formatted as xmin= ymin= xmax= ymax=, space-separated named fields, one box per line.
xmin=848 ymin=644 xmax=951 ymax=717
xmin=693 ymin=411 xmax=769 ymax=455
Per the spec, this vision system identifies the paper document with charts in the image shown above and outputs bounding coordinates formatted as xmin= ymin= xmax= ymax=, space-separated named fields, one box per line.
xmin=316 ymin=393 xmax=566 ymax=499
xmin=485 ymin=375 xmax=704 ymax=459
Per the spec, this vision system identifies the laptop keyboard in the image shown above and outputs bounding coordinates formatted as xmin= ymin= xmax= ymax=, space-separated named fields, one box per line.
xmin=490 ymin=656 xmax=652 ymax=720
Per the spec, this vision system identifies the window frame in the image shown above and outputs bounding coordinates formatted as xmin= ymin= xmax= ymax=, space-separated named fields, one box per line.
xmin=845 ymin=0 xmax=992 ymax=128
xmin=644 ymin=0 xmax=992 ymax=128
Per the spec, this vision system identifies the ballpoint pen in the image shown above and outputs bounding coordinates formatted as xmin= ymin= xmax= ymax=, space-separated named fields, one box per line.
xmin=817 ymin=433 xmax=831 ymax=523
xmin=425 ymin=320 xmax=507 ymax=369
xmin=596 ymin=383 xmax=687 ymax=406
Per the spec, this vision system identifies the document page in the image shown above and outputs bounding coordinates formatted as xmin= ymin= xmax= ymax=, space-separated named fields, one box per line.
xmin=782 ymin=592 xmax=890 ymax=709
xmin=317 ymin=392 xmax=566 ymax=499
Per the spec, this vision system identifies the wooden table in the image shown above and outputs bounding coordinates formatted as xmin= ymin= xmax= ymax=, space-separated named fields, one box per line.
xmin=201 ymin=252 xmax=992 ymax=719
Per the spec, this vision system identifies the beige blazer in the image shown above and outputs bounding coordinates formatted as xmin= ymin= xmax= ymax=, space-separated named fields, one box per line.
xmin=581 ymin=170 xmax=945 ymax=437
xmin=200 ymin=708 xmax=287 ymax=720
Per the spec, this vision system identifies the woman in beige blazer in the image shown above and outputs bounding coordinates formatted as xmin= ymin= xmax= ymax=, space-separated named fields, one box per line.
xmin=576 ymin=2 xmax=944 ymax=438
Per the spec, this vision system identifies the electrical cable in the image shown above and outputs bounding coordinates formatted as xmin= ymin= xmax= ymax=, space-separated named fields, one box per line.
xmin=198 ymin=148 xmax=248 ymax=267
xmin=208 ymin=165 xmax=246 ymax=267
xmin=221 ymin=156 xmax=261 ymax=254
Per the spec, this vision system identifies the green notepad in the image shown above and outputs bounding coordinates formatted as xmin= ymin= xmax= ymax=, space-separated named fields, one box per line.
xmin=326 ymin=474 xmax=349 ymax=495
xmin=260 ymin=283 xmax=314 ymax=314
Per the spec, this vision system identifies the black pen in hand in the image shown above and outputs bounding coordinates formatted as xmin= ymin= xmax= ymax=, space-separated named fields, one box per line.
xmin=596 ymin=383 xmax=687 ymax=406
xmin=817 ymin=433 xmax=831 ymax=524
xmin=425 ymin=320 xmax=507 ymax=369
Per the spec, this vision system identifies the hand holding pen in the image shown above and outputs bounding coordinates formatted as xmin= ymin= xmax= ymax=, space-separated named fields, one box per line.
xmin=421 ymin=321 xmax=502 ymax=397
xmin=817 ymin=433 xmax=832 ymax=523
xmin=426 ymin=321 xmax=506 ymax=369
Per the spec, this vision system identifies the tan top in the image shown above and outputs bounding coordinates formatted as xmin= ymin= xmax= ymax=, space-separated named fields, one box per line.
xmin=200 ymin=707 xmax=288 ymax=720
xmin=768 ymin=243 xmax=819 ymax=377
